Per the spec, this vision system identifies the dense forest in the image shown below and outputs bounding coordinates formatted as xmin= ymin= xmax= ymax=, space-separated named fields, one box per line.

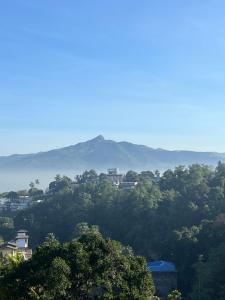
xmin=2 ymin=163 xmax=225 ymax=299
xmin=0 ymin=226 xmax=155 ymax=300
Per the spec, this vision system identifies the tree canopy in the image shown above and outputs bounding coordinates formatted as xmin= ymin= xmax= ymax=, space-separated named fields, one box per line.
xmin=0 ymin=226 xmax=154 ymax=300
xmin=2 ymin=163 xmax=225 ymax=298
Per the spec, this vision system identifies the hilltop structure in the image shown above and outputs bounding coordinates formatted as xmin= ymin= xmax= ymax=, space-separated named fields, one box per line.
xmin=0 ymin=229 xmax=32 ymax=260
xmin=106 ymin=168 xmax=124 ymax=186
xmin=0 ymin=196 xmax=33 ymax=212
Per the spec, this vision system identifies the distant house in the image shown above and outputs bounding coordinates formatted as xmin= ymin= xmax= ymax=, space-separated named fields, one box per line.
xmin=0 ymin=196 xmax=32 ymax=212
xmin=148 ymin=261 xmax=177 ymax=300
xmin=0 ymin=229 xmax=32 ymax=260
xmin=105 ymin=168 xmax=139 ymax=189
xmin=106 ymin=168 xmax=124 ymax=186
xmin=120 ymin=181 xmax=138 ymax=190
xmin=0 ymin=198 xmax=8 ymax=210
xmin=0 ymin=241 xmax=18 ymax=257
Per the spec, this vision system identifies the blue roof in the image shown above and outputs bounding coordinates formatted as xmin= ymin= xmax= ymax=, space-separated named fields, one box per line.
xmin=148 ymin=261 xmax=176 ymax=272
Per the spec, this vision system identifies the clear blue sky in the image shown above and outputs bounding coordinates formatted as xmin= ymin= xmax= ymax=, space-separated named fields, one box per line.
xmin=1 ymin=0 xmax=225 ymax=155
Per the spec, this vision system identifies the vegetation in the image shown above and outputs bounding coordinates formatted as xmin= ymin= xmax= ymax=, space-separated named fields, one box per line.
xmin=2 ymin=162 xmax=225 ymax=297
xmin=167 ymin=290 xmax=182 ymax=300
xmin=0 ymin=225 xmax=154 ymax=300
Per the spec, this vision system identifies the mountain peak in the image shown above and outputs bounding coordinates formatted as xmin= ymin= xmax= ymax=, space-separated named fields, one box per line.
xmin=91 ymin=135 xmax=105 ymax=142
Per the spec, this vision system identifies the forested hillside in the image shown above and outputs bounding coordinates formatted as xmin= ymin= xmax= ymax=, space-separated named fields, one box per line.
xmin=2 ymin=163 xmax=225 ymax=298
xmin=0 ymin=227 xmax=155 ymax=300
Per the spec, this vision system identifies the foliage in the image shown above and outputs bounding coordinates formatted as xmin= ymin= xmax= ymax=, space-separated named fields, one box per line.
xmin=191 ymin=243 xmax=225 ymax=300
xmin=125 ymin=171 xmax=139 ymax=182
xmin=0 ymin=227 xmax=154 ymax=299
xmin=48 ymin=175 xmax=73 ymax=194
xmin=167 ymin=290 xmax=182 ymax=300
xmin=0 ymin=217 xmax=14 ymax=241
xmin=3 ymin=163 xmax=225 ymax=297
xmin=6 ymin=191 xmax=18 ymax=200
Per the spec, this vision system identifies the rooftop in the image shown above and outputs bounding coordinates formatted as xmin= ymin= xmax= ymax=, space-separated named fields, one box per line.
xmin=17 ymin=229 xmax=28 ymax=233
xmin=0 ymin=241 xmax=17 ymax=250
xmin=148 ymin=261 xmax=176 ymax=273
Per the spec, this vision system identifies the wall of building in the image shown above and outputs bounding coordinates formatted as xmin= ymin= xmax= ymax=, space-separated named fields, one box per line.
xmin=152 ymin=272 xmax=177 ymax=299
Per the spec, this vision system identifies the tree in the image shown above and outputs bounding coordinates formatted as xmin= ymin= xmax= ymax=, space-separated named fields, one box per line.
xmin=168 ymin=290 xmax=182 ymax=300
xmin=191 ymin=243 xmax=225 ymax=300
xmin=73 ymin=222 xmax=99 ymax=237
xmin=6 ymin=191 xmax=18 ymax=201
xmin=0 ymin=217 xmax=14 ymax=243
xmin=49 ymin=176 xmax=73 ymax=194
xmin=0 ymin=227 xmax=155 ymax=300
xmin=28 ymin=257 xmax=71 ymax=300
xmin=77 ymin=169 xmax=99 ymax=184
xmin=28 ymin=188 xmax=44 ymax=198
xmin=35 ymin=179 xmax=40 ymax=185
xmin=12 ymin=162 xmax=225 ymax=298
xmin=55 ymin=174 xmax=61 ymax=182
xmin=29 ymin=182 xmax=35 ymax=189
xmin=6 ymin=253 xmax=24 ymax=270
xmin=125 ymin=171 xmax=139 ymax=182
xmin=139 ymin=171 xmax=155 ymax=183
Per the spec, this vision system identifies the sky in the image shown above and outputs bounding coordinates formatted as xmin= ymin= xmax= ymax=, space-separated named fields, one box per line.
xmin=1 ymin=0 xmax=225 ymax=155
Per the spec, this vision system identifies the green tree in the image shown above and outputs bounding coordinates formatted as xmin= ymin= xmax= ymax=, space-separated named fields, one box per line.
xmin=168 ymin=290 xmax=182 ymax=300
xmin=125 ymin=170 xmax=139 ymax=182
xmin=12 ymin=162 xmax=225 ymax=297
xmin=77 ymin=169 xmax=99 ymax=184
xmin=6 ymin=191 xmax=18 ymax=201
xmin=191 ymin=243 xmax=225 ymax=300
xmin=0 ymin=227 xmax=155 ymax=300
xmin=28 ymin=188 xmax=44 ymax=198
xmin=29 ymin=182 xmax=35 ymax=189
xmin=49 ymin=176 xmax=73 ymax=194
xmin=28 ymin=257 xmax=71 ymax=300
xmin=0 ymin=217 xmax=14 ymax=242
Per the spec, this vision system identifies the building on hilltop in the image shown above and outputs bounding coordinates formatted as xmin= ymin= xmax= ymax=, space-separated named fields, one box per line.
xmin=148 ymin=261 xmax=177 ymax=300
xmin=0 ymin=198 xmax=8 ymax=210
xmin=120 ymin=181 xmax=138 ymax=190
xmin=0 ymin=229 xmax=32 ymax=260
xmin=106 ymin=168 xmax=124 ymax=186
xmin=105 ymin=168 xmax=139 ymax=189
xmin=0 ymin=196 xmax=33 ymax=212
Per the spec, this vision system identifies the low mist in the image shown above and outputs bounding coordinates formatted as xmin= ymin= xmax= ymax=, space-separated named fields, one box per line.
xmin=0 ymin=170 xmax=78 ymax=193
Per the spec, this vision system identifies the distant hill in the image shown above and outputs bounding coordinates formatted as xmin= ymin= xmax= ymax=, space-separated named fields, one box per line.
xmin=0 ymin=135 xmax=225 ymax=172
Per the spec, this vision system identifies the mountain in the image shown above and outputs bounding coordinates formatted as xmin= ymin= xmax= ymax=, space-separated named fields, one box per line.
xmin=0 ymin=135 xmax=225 ymax=172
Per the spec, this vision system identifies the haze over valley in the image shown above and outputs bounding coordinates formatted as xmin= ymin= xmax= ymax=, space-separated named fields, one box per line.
xmin=1 ymin=135 xmax=225 ymax=191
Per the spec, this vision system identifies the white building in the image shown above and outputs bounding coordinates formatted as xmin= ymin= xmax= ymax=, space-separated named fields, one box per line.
xmin=15 ymin=229 xmax=29 ymax=248
xmin=0 ymin=196 xmax=33 ymax=212
xmin=120 ymin=181 xmax=138 ymax=190
xmin=0 ymin=229 xmax=32 ymax=260
xmin=106 ymin=169 xmax=124 ymax=186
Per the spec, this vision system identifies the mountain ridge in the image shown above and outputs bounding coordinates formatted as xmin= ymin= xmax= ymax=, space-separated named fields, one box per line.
xmin=0 ymin=135 xmax=225 ymax=172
